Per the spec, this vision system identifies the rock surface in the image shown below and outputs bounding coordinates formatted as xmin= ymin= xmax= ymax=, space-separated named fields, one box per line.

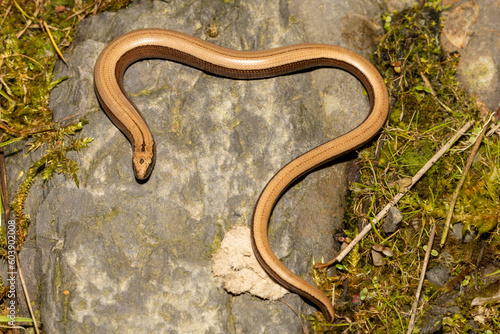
xmin=212 ymin=225 xmax=288 ymax=300
xmin=442 ymin=0 xmax=500 ymax=111
xmin=7 ymin=0 xmax=389 ymax=333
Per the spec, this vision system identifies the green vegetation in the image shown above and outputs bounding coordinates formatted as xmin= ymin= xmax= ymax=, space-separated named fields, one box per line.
xmin=0 ymin=0 xmax=131 ymax=328
xmin=309 ymin=1 xmax=500 ymax=332
xmin=0 ymin=0 xmax=132 ymax=248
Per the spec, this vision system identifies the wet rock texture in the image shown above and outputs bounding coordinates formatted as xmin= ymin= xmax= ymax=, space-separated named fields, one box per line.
xmin=442 ymin=0 xmax=500 ymax=111
xmin=7 ymin=0 xmax=387 ymax=333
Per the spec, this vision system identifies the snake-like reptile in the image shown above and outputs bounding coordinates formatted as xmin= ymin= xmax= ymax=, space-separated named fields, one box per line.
xmin=94 ymin=29 xmax=389 ymax=322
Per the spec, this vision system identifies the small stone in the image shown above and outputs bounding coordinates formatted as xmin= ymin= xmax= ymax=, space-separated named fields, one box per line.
xmin=450 ymin=223 xmax=463 ymax=240
xmin=419 ymin=315 xmax=443 ymax=334
xmin=382 ymin=206 xmax=403 ymax=233
xmin=451 ymin=223 xmax=476 ymax=243
xmin=371 ymin=245 xmax=393 ymax=266
xmin=426 ymin=266 xmax=450 ymax=287
xmin=371 ymin=249 xmax=384 ymax=267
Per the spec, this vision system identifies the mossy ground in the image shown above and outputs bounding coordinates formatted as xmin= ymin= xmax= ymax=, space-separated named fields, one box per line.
xmin=309 ymin=1 xmax=500 ymax=333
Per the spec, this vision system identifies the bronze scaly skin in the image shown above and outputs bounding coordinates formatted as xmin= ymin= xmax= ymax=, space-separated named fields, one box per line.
xmin=94 ymin=28 xmax=389 ymax=322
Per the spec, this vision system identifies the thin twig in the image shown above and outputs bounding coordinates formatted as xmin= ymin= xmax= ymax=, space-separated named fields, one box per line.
xmin=42 ymin=20 xmax=66 ymax=64
xmin=485 ymin=118 xmax=500 ymax=137
xmin=13 ymin=0 xmax=40 ymax=39
xmin=63 ymin=2 xmax=95 ymax=22
xmin=0 ymin=1 xmax=13 ymax=27
xmin=279 ymin=298 xmax=309 ymax=334
xmin=316 ymin=120 xmax=473 ymax=268
xmin=3 ymin=54 xmax=44 ymax=69
xmin=0 ymin=147 xmax=9 ymax=225
xmin=92 ymin=0 xmax=103 ymax=16
xmin=440 ymin=115 xmax=492 ymax=247
xmin=406 ymin=222 xmax=436 ymax=334
xmin=15 ymin=255 xmax=40 ymax=334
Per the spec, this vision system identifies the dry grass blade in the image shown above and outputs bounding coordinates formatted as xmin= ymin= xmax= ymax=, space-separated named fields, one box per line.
xmin=15 ymin=255 xmax=40 ymax=334
xmin=3 ymin=54 xmax=44 ymax=69
xmin=42 ymin=20 xmax=66 ymax=64
xmin=0 ymin=324 xmax=28 ymax=332
xmin=439 ymin=115 xmax=492 ymax=247
xmin=63 ymin=2 xmax=95 ymax=22
xmin=406 ymin=222 xmax=436 ymax=334
xmin=0 ymin=1 xmax=13 ymax=26
xmin=13 ymin=0 xmax=40 ymax=38
xmin=279 ymin=298 xmax=309 ymax=334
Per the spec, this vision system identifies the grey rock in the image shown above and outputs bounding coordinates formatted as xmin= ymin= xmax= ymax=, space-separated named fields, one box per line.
xmin=419 ymin=315 xmax=443 ymax=334
xmin=420 ymin=305 xmax=464 ymax=334
xmin=442 ymin=0 xmax=500 ymax=111
xmin=430 ymin=305 xmax=461 ymax=316
xmin=371 ymin=249 xmax=385 ymax=266
xmin=450 ymin=222 xmax=464 ymax=240
xmin=450 ymin=223 xmax=476 ymax=243
xmin=426 ymin=266 xmax=450 ymax=287
xmin=6 ymin=0 xmax=387 ymax=333
xmin=381 ymin=206 xmax=403 ymax=233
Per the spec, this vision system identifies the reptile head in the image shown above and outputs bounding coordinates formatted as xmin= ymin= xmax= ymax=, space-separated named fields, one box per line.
xmin=132 ymin=147 xmax=155 ymax=180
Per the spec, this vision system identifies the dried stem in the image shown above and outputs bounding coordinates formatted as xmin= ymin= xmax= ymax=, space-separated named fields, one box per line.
xmin=15 ymin=255 xmax=40 ymax=334
xmin=440 ymin=115 xmax=492 ymax=247
xmin=316 ymin=120 xmax=473 ymax=268
xmin=279 ymin=298 xmax=309 ymax=334
xmin=406 ymin=221 xmax=436 ymax=334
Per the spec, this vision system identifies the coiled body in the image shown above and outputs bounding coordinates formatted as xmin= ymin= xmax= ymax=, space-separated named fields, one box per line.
xmin=94 ymin=29 xmax=389 ymax=322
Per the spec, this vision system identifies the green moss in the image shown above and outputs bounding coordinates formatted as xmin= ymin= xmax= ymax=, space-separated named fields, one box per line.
xmin=311 ymin=1 xmax=500 ymax=332
xmin=208 ymin=217 xmax=224 ymax=255
xmin=0 ymin=0 xmax=132 ymax=322
xmin=102 ymin=208 xmax=120 ymax=224
xmin=130 ymin=89 xmax=153 ymax=97
xmin=54 ymin=260 xmax=63 ymax=289
xmin=398 ymin=140 xmax=437 ymax=176
xmin=0 ymin=0 xmax=132 ymax=252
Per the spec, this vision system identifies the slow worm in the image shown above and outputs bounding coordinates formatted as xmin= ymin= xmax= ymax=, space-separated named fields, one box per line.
xmin=94 ymin=29 xmax=389 ymax=322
